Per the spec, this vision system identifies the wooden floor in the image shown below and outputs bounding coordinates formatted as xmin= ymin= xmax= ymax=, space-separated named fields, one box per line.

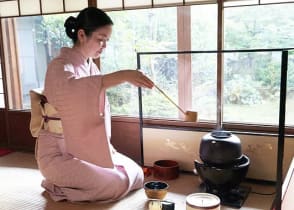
xmin=0 ymin=152 xmax=275 ymax=210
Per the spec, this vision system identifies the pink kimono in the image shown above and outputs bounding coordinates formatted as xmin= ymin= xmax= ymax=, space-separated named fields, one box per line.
xmin=36 ymin=47 xmax=143 ymax=202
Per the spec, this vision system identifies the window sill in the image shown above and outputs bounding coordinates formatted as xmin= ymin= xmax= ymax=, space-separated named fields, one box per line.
xmin=2 ymin=110 xmax=293 ymax=136
xmin=112 ymin=115 xmax=294 ymax=136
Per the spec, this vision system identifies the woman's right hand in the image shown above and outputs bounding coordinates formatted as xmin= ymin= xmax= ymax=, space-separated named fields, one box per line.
xmin=123 ymin=70 xmax=154 ymax=89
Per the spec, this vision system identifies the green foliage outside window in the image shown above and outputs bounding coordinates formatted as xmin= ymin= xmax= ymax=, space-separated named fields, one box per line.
xmin=101 ymin=8 xmax=178 ymax=118
xmin=224 ymin=4 xmax=294 ymax=124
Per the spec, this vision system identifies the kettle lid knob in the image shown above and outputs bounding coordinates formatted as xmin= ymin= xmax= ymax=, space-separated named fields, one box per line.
xmin=211 ymin=129 xmax=232 ymax=138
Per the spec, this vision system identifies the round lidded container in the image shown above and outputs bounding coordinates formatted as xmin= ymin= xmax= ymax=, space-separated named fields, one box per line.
xmin=186 ymin=193 xmax=220 ymax=210
xmin=200 ymin=129 xmax=242 ymax=166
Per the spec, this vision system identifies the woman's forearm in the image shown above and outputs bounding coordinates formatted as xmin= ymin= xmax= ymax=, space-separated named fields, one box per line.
xmin=101 ymin=70 xmax=128 ymax=89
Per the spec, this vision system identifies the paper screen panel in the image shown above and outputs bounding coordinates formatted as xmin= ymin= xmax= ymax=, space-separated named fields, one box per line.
xmin=124 ymin=0 xmax=151 ymax=8
xmin=20 ymin=0 xmax=40 ymax=15
xmin=97 ymin=0 xmax=122 ymax=9
xmin=41 ymin=0 xmax=64 ymax=13
xmin=224 ymin=0 xmax=258 ymax=6
xmin=262 ymin=0 xmax=293 ymax=2
xmin=0 ymin=1 xmax=19 ymax=17
xmin=185 ymin=0 xmax=216 ymax=3
xmin=65 ymin=0 xmax=88 ymax=12
xmin=153 ymin=0 xmax=183 ymax=5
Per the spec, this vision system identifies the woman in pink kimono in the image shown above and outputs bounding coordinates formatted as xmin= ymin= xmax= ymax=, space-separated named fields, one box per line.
xmin=35 ymin=7 xmax=154 ymax=202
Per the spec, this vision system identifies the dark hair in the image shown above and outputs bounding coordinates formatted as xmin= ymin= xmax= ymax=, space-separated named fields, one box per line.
xmin=64 ymin=7 xmax=113 ymax=43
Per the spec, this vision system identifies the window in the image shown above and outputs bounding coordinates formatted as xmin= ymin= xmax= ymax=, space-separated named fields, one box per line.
xmin=1 ymin=14 xmax=71 ymax=109
xmin=140 ymin=53 xmax=180 ymax=119
xmin=101 ymin=5 xmax=217 ymax=121
xmin=101 ymin=7 xmax=177 ymax=117
xmin=224 ymin=4 xmax=294 ymax=126
xmin=190 ymin=5 xmax=217 ymax=121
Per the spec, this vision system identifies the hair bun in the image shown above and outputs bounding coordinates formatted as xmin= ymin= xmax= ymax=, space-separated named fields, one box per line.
xmin=64 ymin=16 xmax=78 ymax=39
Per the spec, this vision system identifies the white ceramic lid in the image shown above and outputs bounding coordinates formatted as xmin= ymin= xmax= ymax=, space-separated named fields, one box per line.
xmin=186 ymin=193 xmax=220 ymax=208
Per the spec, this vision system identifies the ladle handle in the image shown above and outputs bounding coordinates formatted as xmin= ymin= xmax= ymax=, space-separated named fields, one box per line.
xmin=154 ymin=84 xmax=186 ymax=115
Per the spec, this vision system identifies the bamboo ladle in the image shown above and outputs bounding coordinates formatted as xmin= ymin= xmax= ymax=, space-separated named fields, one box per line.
xmin=154 ymin=84 xmax=198 ymax=122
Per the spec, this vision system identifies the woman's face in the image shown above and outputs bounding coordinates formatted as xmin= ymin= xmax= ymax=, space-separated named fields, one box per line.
xmin=77 ymin=25 xmax=112 ymax=59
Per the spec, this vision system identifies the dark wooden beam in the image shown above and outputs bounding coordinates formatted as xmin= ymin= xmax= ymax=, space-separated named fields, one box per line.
xmin=0 ymin=19 xmax=10 ymax=146
xmin=88 ymin=0 xmax=97 ymax=7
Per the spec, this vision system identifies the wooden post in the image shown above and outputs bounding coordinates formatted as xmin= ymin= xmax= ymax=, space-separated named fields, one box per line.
xmin=177 ymin=6 xmax=191 ymax=119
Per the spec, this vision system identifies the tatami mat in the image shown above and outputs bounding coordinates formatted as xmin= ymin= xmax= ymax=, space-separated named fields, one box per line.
xmin=0 ymin=152 xmax=190 ymax=210
xmin=0 ymin=152 xmax=275 ymax=210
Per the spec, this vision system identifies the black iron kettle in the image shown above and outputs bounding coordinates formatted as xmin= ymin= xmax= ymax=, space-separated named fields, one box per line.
xmin=199 ymin=129 xmax=242 ymax=166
